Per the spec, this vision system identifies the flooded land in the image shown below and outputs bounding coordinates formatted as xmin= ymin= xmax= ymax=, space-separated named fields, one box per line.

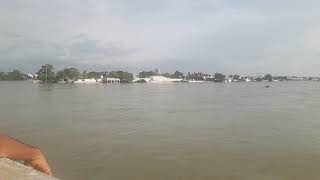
xmin=1 ymin=81 xmax=320 ymax=180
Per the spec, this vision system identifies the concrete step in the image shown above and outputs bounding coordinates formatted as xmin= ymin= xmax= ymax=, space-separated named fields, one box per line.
xmin=0 ymin=158 xmax=60 ymax=180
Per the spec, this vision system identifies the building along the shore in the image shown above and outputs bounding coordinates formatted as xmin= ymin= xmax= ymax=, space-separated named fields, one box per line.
xmin=104 ymin=78 xmax=120 ymax=83
xmin=74 ymin=78 xmax=103 ymax=84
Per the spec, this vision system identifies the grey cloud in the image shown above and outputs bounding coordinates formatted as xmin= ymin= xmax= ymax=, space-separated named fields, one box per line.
xmin=61 ymin=34 xmax=134 ymax=62
xmin=1 ymin=0 xmax=320 ymax=75
xmin=0 ymin=34 xmax=135 ymax=72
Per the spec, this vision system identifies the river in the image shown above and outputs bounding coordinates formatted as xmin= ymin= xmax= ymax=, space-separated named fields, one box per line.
xmin=1 ymin=81 xmax=320 ymax=180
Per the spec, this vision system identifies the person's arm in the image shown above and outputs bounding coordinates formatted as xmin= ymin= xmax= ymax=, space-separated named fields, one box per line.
xmin=0 ymin=134 xmax=52 ymax=176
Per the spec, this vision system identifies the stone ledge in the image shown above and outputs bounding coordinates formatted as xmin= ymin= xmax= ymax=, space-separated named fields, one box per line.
xmin=0 ymin=158 xmax=60 ymax=180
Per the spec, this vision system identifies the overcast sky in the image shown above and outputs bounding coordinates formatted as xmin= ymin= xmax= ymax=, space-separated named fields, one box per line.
xmin=1 ymin=0 xmax=320 ymax=75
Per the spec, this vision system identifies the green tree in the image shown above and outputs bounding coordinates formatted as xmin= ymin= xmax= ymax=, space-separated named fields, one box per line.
xmin=276 ymin=76 xmax=288 ymax=81
xmin=66 ymin=68 xmax=80 ymax=80
xmin=0 ymin=72 xmax=5 ymax=80
xmin=214 ymin=73 xmax=226 ymax=82
xmin=37 ymin=64 xmax=56 ymax=83
xmin=264 ymin=74 xmax=273 ymax=82
xmin=0 ymin=70 xmax=25 ymax=81
xmin=255 ymin=77 xmax=263 ymax=82
xmin=82 ymin=70 xmax=87 ymax=79
xmin=233 ymin=74 xmax=240 ymax=81
xmin=56 ymin=68 xmax=80 ymax=82
xmin=56 ymin=70 xmax=65 ymax=82
xmin=87 ymin=71 xmax=102 ymax=79
xmin=108 ymin=71 xmax=133 ymax=83
xmin=138 ymin=71 xmax=154 ymax=78
xmin=8 ymin=70 xmax=25 ymax=80
xmin=171 ymin=71 xmax=184 ymax=79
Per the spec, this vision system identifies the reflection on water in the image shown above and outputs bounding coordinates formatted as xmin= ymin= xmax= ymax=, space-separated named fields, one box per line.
xmin=1 ymin=81 xmax=320 ymax=180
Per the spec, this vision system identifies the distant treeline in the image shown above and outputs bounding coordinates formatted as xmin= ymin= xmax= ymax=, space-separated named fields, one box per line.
xmin=0 ymin=64 xmax=312 ymax=83
xmin=35 ymin=64 xmax=134 ymax=83
xmin=0 ymin=64 xmax=133 ymax=83
xmin=0 ymin=70 xmax=25 ymax=81
xmin=0 ymin=64 xmax=227 ymax=83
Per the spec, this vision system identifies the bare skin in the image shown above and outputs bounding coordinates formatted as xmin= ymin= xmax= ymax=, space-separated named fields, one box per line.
xmin=0 ymin=134 xmax=52 ymax=176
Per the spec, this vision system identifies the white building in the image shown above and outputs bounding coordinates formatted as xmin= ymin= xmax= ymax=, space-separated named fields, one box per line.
xmin=105 ymin=78 xmax=120 ymax=83
xmin=245 ymin=77 xmax=252 ymax=82
xmin=134 ymin=75 xmax=183 ymax=83
xmin=149 ymin=76 xmax=183 ymax=83
xmin=225 ymin=77 xmax=232 ymax=83
xmin=27 ymin=73 xmax=36 ymax=79
xmin=74 ymin=78 xmax=102 ymax=84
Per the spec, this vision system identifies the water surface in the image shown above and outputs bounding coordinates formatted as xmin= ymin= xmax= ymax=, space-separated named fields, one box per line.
xmin=1 ymin=81 xmax=320 ymax=180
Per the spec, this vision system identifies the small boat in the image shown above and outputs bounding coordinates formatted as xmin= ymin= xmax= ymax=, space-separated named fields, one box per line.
xmin=265 ymin=85 xmax=270 ymax=88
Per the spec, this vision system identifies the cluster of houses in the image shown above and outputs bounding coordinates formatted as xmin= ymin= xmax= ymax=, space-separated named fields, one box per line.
xmin=28 ymin=74 xmax=121 ymax=84
xmin=72 ymin=77 xmax=120 ymax=84
xmin=133 ymin=75 xmax=185 ymax=83
xmin=132 ymin=72 xmax=320 ymax=83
